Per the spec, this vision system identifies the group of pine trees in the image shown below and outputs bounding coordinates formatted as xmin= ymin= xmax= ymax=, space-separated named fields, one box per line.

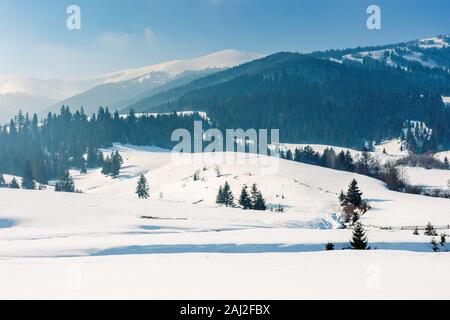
xmin=281 ymin=146 xmax=413 ymax=192
xmin=55 ymin=171 xmax=76 ymax=193
xmin=101 ymin=151 xmax=123 ymax=178
xmin=0 ymin=174 xmax=20 ymax=189
xmin=281 ymin=146 xmax=378 ymax=176
xmin=216 ymin=182 xmax=267 ymax=211
xmin=0 ymin=107 xmax=207 ymax=185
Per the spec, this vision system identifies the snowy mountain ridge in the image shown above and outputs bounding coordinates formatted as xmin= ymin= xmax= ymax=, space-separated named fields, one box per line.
xmin=324 ymin=34 xmax=450 ymax=70
xmin=0 ymin=50 xmax=263 ymax=122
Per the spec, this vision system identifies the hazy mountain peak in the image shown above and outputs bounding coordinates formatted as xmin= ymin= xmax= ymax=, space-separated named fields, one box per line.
xmin=101 ymin=49 xmax=265 ymax=84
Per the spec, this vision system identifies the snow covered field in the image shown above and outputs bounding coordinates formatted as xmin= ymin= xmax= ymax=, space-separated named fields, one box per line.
xmin=1 ymin=145 xmax=449 ymax=299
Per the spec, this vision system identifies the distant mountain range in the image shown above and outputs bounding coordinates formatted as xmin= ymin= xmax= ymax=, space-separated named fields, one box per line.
xmin=125 ymin=34 xmax=450 ymax=150
xmin=2 ymin=35 xmax=450 ymax=150
xmin=0 ymin=50 xmax=263 ymax=122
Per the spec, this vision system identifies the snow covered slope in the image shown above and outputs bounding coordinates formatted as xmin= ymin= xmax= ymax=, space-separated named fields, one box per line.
xmin=102 ymin=50 xmax=263 ymax=84
xmin=1 ymin=145 xmax=449 ymax=299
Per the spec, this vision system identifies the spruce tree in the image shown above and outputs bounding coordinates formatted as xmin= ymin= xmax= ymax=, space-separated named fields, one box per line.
xmin=425 ymin=222 xmax=438 ymax=236
xmin=445 ymin=157 xmax=449 ymax=170
xmin=346 ymin=179 xmax=363 ymax=208
xmin=239 ymin=185 xmax=252 ymax=210
xmin=136 ymin=175 xmax=150 ymax=199
xmin=110 ymin=151 xmax=123 ymax=179
xmin=222 ymin=182 xmax=235 ymax=207
xmin=339 ymin=191 xmax=346 ymax=204
xmin=9 ymin=178 xmax=20 ymax=189
xmin=285 ymin=150 xmax=293 ymax=161
xmin=250 ymin=184 xmax=267 ymax=211
xmin=55 ymin=171 xmax=76 ymax=193
xmin=80 ymin=160 xmax=87 ymax=174
xmin=216 ymin=186 xmax=224 ymax=205
xmin=21 ymin=161 xmax=36 ymax=190
xmin=101 ymin=155 xmax=112 ymax=176
xmin=350 ymin=222 xmax=369 ymax=250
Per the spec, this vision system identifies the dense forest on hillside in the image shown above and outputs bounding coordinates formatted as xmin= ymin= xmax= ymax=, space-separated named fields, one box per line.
xmin=139 ymin=54 xmax=450 ymax=148
xmin=0 ymin=108 xmax=208 ymax=184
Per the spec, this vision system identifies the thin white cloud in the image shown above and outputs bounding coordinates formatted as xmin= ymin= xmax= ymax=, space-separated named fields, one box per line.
xmin=98 ymin=32 xmax=137 ymax=47
xmin=143 ymin=27 xmax=156 ymax=42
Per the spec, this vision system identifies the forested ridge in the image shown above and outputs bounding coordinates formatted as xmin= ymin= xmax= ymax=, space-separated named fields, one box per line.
xmin=0 ymin=107 xmax=207 ymax=184
xmin=137 ymin=53 xmax=450 ymax=148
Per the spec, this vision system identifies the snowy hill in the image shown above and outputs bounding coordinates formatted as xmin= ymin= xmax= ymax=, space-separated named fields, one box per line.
xmin=321 ymin=34 xmax=450 ymax=71
xmin=1 ymin=145 xmax=450 ymax=299
xmin=1 ymin=145 xmax=450 ymax=298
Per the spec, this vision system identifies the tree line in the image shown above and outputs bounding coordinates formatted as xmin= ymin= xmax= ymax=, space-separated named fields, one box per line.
xmin=0 ymin=107 xmax=208 ymax=185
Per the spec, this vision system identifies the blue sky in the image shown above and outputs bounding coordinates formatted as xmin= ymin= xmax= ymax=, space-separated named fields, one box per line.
xmin=1 ymin=0 xmax=449 ymax=78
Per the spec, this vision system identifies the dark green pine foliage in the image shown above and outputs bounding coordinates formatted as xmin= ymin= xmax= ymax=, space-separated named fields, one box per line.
xmin=101 ymin=155 xmax=112 ymax=176
xmin=222 ymin=182 xmax=235 ymax=207
xmin=110 ymin=151 xmax=123 ymax=178
xmin=345 ymin=179 xmax=363 ymax=208
xmin=135 ymin=52 xmax=450 ymax=151
xmin=0 ymin=173 xmax=6 ymax=187
xmin=21 ymin=161 xmax=36 ymax=190
xmin=250 ymin=184 xmax=267 ymax=211
xmin=425 ymin=222 xmax=438 ymax=236
xmin=0 ymin=107 xmax=208 ymax=185
xmin=101 ymin=151 xmax=123 ymax=178
xmin=350 ymin=222 xmax=369 ymax=250
xmin=9 ymin=178 xmax=20 ymax=189
xmin=79 ymin=160 xmax=87 ymax=174
xmin=217 ymin=182 xmax=235 ymax=207
xmin=136 ymin=175 xmax=150 ymax=199
xmin=338 ymin=191 xmax=346 ymax=205
xmin=238 ymin=185 xmax=252 ymax=210
xmin=55 ymin=171 xmax=76 ymax=193
xmin=216 ymin=186 xmax=224 ymax=205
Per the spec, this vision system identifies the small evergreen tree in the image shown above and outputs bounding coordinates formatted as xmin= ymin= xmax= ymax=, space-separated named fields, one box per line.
xmin=55 ymin=171 xmax=76 ymax=193
xmin=413 ymin=227 xmax=419 ymax=236
xmin=345 ymin=179 xmax=363 ymax=208
xmin=250 ymin=184 xmax=267 ymax=211
xmin=21 ymin=161 xmax=36 ymax=190
xmin=136 ymin=175 xmax=150 ymax=199
xmin=110 ymin=151 xmax=123 ymax=178
xmin=350 ymin=222 xmax=369 ymax=250
xmin=425 ymin=222 xmax=438 ymax=236
xmin=239 ymin=185 xmax=252 ymax=210
xmin=445 ymin=157 xmax=449 ymax=169
xmin=80 ymin=160 xmax=87 ymax=174
xmin=326 ymin=242 xmax=335 ymax=251
xmin=216 ymin=186 xmax=224 ymax=205
xmin=222 ymin=182 xmax=235 ymax=207
xmin=285 ymin=149 xmax=293 ymax=161
xmin=9 ymin=178 xmax=20 ymax=189
xmin=101 ymin=155 xmax=112 ymax=176
xmin=338 ymin=190 xmax=346 ymax=204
